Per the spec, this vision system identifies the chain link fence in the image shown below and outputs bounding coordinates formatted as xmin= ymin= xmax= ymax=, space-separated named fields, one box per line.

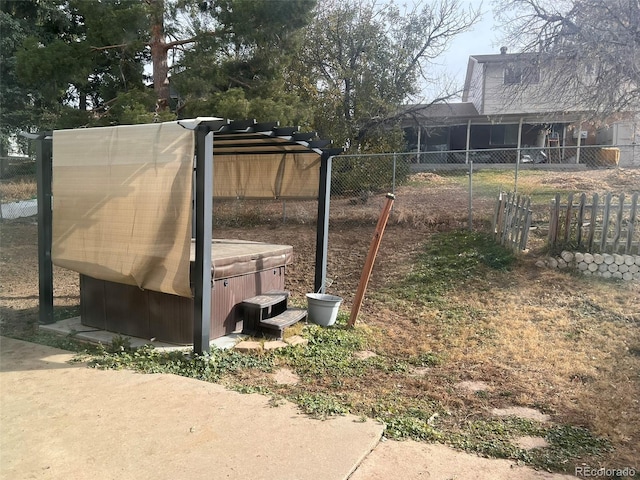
xmin=0 ymin=156 xmax=37 ymax=221
xmin=3 ymin=145 xmax=634 ymax=226
xmin=332 ymin=145 xmax=636 ymax=223
xmin=323 ymin=145 xmax=639 ymax=301
xmin=415 ymin=145 xmax=636 ymax=220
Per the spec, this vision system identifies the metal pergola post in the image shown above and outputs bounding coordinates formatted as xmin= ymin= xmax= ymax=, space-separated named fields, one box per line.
xmin=314 ymin=152 xmax=333 ymax=294
xmin=22 ymin=132 xmax=55 ymax=325
xmin=37 ymin=135 xmax=54 ymax=324
xmin=193 ymin=125 xmax=214 ymax=354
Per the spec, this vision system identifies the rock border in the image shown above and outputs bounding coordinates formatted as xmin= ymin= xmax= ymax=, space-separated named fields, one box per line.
xmin=536 ymin=251 xmax=640 ymax=281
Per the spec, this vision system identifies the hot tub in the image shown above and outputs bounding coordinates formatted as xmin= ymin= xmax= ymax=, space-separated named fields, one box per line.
xmin=80 ymin=239 xmax=293 ymax=344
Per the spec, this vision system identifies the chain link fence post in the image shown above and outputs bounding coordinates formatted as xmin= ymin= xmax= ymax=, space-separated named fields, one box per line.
xmin=514 ymin=148 xmax=520 ymax=194
xmin=392 ymin=152 xmax=397 ymax=195
xmin=468 ymin=160 xmax=473 ymax=230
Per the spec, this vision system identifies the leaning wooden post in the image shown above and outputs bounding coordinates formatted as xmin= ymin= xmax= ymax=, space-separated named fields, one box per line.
xmin=348 ymin=193 xmax=395 ymax=327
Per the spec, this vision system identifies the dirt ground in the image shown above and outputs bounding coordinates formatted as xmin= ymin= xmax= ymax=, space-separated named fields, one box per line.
xmin=0 ymin=173 xmax=474 ymax=334
xmin=3 ymin=167 xmax=635 ymax=324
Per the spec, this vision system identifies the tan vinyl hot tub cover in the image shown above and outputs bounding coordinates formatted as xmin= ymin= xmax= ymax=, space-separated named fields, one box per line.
xmin=190 ymin=239 xmax=293 ymax=280
xmin=52 ymin=122 xmax=195 ymax=298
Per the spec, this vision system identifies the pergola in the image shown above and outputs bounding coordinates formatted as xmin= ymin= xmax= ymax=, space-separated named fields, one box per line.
xmin=27 ymin=118 xmax=342 ymax=353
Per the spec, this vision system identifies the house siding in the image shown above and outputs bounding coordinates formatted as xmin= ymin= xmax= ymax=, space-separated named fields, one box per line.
xmin=467 ymin=59 xmax=484 ymax=114
xmin=481 ymin=62 xmax=581 ymax=115
xmin=596 ymin=118 xmax=640 ymax=167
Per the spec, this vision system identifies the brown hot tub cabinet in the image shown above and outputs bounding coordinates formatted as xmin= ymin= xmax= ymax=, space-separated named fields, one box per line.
xmin=80 ymin=240 xmax=294 ymax=344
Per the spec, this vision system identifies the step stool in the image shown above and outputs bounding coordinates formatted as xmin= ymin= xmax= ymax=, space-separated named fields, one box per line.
xmin=242 ymin=291 xmax=306 ymax=339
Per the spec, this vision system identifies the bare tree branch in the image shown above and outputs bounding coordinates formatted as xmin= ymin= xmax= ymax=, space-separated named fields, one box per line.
xmin=494 ymin=0 xmax=640 ymax=117
xmin=90 ymin=43 xmax=129 ymax=51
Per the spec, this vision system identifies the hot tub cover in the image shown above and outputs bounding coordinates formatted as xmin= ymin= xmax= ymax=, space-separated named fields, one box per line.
xmin=193 ymin=239 xmax=293 ymax=280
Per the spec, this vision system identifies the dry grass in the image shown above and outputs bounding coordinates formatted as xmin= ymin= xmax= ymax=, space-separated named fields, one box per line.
xmin=0 ymin=177 xmax=37 ymax=203
xmin=433 ymin=266 xmax=639 ymax=456
xmin=269 ymin=249 xmax=638 ymax=469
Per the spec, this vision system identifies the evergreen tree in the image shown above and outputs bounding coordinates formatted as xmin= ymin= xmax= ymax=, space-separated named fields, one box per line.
xmin=171 ymin=0 xmax=316 ymax=125
xmin=3 ymin=0 xmax=317 ymax=136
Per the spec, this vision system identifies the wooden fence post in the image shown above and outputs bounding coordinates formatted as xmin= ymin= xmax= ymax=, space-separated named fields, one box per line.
xmin=563 ymin=193 xmax=574 ymax=244
xmin=626 ymin=193 xmax=638 ymax=253
xmin=520 ymin=198 xmax=532 ymax=251
xmin=516 ymin=196 xmax=531 ymax=249
xmin=548 ymin=192 xmax=638 ymax=255
xmin=493 ymin=191 xmax=532 ymax=252
xmin=577 ymin=193 xmax=586 ymax=248
xmin=613 ymin=193 xmax=625 ymax=252
xmin=601 ymin=193 xmax=612 ymax=251
xmin=587 ymin=193 xmax=598 ymax=250
xmin=549 ymin=194 xmax=560 ymax=249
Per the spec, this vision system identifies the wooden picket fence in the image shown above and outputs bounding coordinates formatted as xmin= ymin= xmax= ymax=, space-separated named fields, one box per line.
xmin=549 ymin=192 xmax=639 ymax=254
xmin=492 ymin=191 xmax=532 ymax=252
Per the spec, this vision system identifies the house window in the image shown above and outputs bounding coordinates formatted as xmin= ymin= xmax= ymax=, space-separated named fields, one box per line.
xmin=504 ymin=64 xmax=540 ymax=85
xmin=490 ymin=125 xmax=520 ymax=145
xmin=504 ymin=124 xmax=519 ymax=144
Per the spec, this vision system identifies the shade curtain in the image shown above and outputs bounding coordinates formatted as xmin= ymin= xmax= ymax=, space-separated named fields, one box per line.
xmin=52 ymin=122 xmax=195 ymax=297
xmin=213 ymin=151 xmax=320 ymax=199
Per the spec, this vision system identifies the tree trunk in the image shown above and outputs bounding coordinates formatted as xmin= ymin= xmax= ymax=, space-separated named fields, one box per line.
xmin=149 ymin=0 xmax=170 ymax=111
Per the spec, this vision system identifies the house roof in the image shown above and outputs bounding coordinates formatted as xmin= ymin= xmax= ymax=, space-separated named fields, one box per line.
xmin=401 ymin=102 xmax=480 ymax=125
xmin=468 ymin=52 xmax=539 ymax=64
xmin=401 ymin=101 xmax=585 ymax=126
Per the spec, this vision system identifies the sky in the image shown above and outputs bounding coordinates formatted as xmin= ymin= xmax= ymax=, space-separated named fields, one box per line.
xmin=423 ymin=0 xmax=502 ymax=99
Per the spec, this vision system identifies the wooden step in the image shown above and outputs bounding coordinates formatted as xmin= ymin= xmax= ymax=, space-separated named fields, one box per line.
xmin=260 ymin=308 xmax=307 ymax=329
xmin=242 ymin=291 xmax=289 ymax=310
xmin=258 ymin=308 xmax=307 ymax=340
xmin=242 ymin=291 xmax=289 ymax=335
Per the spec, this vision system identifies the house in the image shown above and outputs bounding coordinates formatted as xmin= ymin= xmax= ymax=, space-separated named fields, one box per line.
xmin=402 ymin=48 xmax=639 ymax=167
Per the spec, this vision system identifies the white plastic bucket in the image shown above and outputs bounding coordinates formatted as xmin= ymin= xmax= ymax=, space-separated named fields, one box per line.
xmin=306 ymin=293 xmax=343 ymax=327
